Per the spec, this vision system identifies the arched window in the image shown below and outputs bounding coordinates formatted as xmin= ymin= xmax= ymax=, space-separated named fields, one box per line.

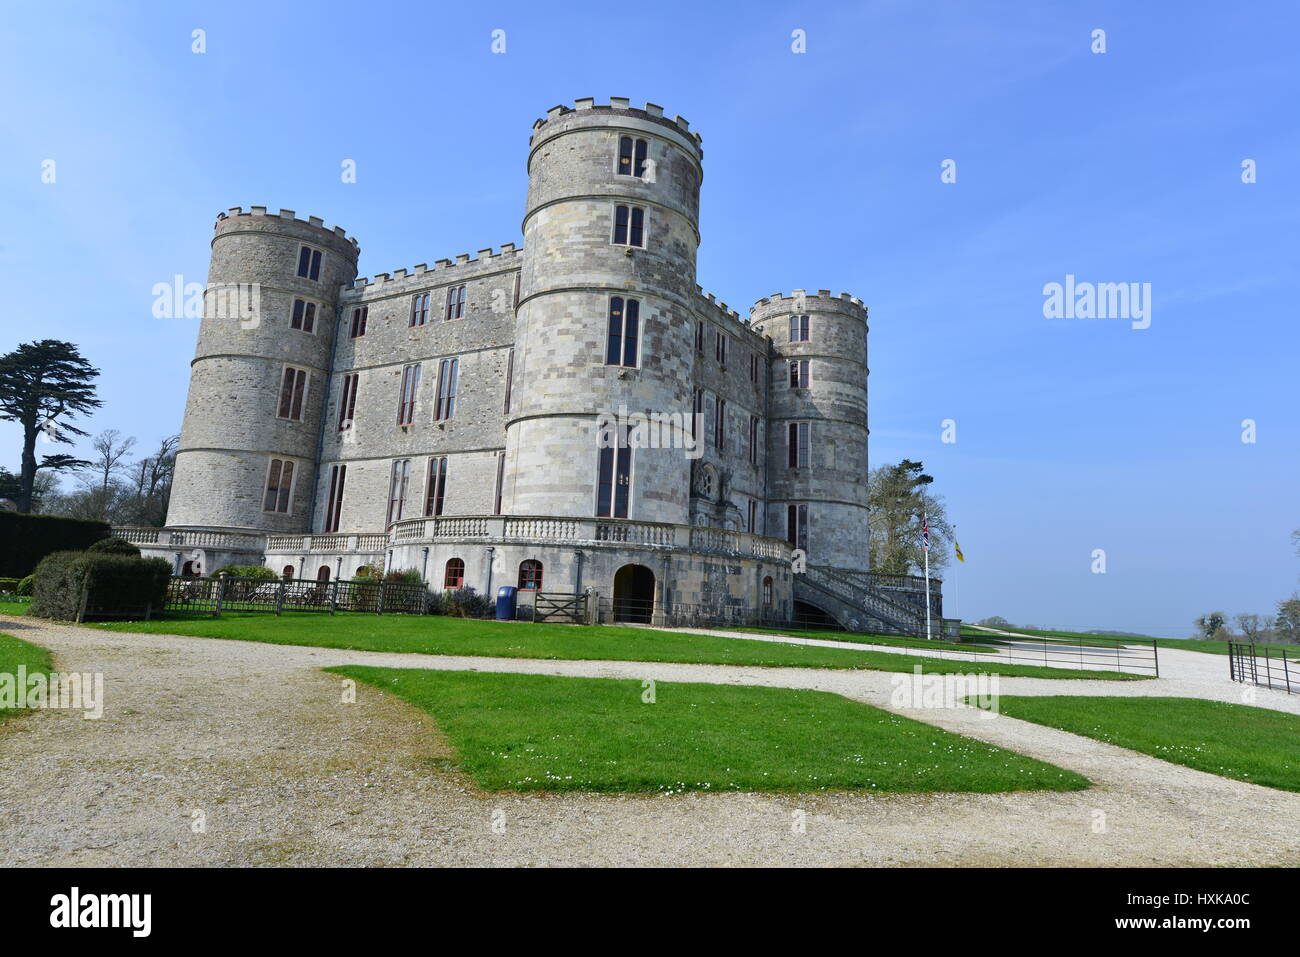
xmin=518 ymin=560 xmax=543 ymax=591
xmin=181 ymin=561 xmax=197 ymax=579
xmin=316 ymin=566 xmax=331 ymax=582
xmin=762 ymin=576 xmax=774 ymax=606
xmin=444 ymin=558 xmax=465 ymax=589
xmin=282 ymin=565 xmax=295 ymax=580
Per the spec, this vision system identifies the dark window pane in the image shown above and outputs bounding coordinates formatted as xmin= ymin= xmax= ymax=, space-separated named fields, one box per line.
xmin=623 ymin=299 xmax=639 ymax=367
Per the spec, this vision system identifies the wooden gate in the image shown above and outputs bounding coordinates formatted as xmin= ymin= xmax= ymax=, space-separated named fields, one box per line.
xmin=534 ymin=591 xmax=588 ymax=624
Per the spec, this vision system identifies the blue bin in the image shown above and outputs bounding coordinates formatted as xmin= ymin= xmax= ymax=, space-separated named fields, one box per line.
xmin=495 ymin=585 xmax=518 ymax=621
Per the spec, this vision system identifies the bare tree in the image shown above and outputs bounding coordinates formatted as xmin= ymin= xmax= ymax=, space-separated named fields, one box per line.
xmin=1234 ymin=613 xmax=1263 ymax=641
xmin=71 ymin=429 xmax=137 ymax=521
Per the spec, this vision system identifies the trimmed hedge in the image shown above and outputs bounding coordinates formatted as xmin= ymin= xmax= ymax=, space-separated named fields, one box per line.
xmin=29 ymin=552 xmax=171 ymax=622
xmin=16 ymin=575 xmax=34 ymax=596
xmin=0 ymin=578 xmax=19 ymax=591
xmin=0 ymin=512 xmax=110 ymax=578
xmin=213 ymin=564 xmax=277 ymax=580
xmin=87 ymin=537 xmax=142 ymax=557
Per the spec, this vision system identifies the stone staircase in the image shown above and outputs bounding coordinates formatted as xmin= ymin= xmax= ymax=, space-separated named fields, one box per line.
xmin=795 ymin=564 xmax=930 ymax=637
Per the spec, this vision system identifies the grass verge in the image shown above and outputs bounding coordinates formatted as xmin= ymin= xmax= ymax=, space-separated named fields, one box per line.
xmin=333 ymin=666 xmax=1090 ymax=793
xmin=95 ymin=612 xmax=1148 ymax=679
xmin=978 ymin=695 xmax=1300 ymax=792
xmin=0 ymin=632 xmax=52 ymax=722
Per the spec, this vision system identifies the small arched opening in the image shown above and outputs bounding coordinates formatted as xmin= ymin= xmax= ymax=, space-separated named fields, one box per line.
xmin=612 ymin=563 xmax=655 ymax=624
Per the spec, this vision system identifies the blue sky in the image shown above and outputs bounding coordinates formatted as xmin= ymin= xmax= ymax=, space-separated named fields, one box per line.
xmin=1 ymin=1 xmax=1296 ymax=636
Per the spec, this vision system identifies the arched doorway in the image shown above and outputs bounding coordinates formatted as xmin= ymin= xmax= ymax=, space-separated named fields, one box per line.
xmin=612 ymin=564 xmax=655 ymax=623
xmin=316 ymin=566 xmax=331 ymax=582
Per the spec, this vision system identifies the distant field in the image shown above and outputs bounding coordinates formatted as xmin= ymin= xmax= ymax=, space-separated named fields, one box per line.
xmin=333 ymin=666 xmax=1091 ymax=794
xmin=94 ymin=613 xmax=1146 ymax=679
xmin=728 ymin=625 xmax=994 ymax=653
xmin=961 ymin=625 xmax=1278 ymax=658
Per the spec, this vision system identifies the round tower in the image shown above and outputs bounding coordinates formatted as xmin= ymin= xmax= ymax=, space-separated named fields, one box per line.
xmin=751 ymin=290 xmax=870 ymax=569
xmin=504 ymin=98 xmax=704 ymax=523
xmin=167 ymin=207 xmax=359 ymax=532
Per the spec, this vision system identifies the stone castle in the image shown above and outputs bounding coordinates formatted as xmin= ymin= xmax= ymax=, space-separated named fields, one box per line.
xmin=126 ymin=97 xmax=943 ymax=633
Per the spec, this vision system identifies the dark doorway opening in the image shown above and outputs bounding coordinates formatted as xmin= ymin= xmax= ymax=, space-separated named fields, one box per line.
xmin=612 ymin=564 xmax=655 ymax=623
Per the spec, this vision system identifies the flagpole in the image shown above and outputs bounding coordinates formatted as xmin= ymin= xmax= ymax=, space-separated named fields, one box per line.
xmin=923 ymin=510 xmax=932 ymax=641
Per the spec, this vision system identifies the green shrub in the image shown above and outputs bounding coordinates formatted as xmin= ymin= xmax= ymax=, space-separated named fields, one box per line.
xmin=212 ymin=564 xmax=277 ymax=580
xmin=15 ymin=575 xmax=34 ymax=596
xmin=0 ymin=577 xmax=19 ymax=591
xmin=445 ymin=585 xmax=493 ymax=619
xmin=29 ymin=552 xmax=171 ymax=621
xmin=0 ymin=512 xmax=109 ymax=577
xmin=354 ymin=564 xmax=380 ymax=580
xmin=384 ymin=567 xmax=423 ymax=584
xmin=86 ymin=537 xmax=142 ymax=557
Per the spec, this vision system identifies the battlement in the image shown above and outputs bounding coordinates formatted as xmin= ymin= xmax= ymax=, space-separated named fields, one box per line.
xmin=750 ymin=289 xmax=866 ymax=313
xmin=215 ymin=207 xmax=360 ymax=250
xmin=347 ymin=243 xmax=523 ymax=293
xmin=530 ymin=97 xmax=703 ymax=153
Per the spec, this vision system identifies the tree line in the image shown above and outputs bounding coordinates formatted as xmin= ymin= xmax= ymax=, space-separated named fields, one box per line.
xmin=0 ymin=339 xmax=176 ymax=526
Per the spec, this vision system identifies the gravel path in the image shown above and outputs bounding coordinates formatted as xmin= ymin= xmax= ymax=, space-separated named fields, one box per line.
xmin=2 ymin=615 xmax=1297 ymax=867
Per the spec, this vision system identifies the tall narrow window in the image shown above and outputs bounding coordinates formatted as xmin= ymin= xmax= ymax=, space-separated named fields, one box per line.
xmin=762 ymin=576 xmax=774 ymax=606
xmin=493 ymin=451 xmax=505 ymax=515
xmin=612 ymin=205 xmax=644 ymax=247
xmin=263 ymin=458 xmax=295 ymax=513
xmin=789 ymin=314 xmax=810 ymax=342
xmin=397 ymin=364 xmax=421 ymax=426
xmin=714 ymin=398 xmax=726 ymax=450
xmin=695 ymin=322 xmax=705 ymax=353
xmin=749 ymin=351 xmax=761 ymax=385
xmin=410 ymin=292 xmax=429 ymax=327
xmin=692 ymin=388 xmax=703 ymax=441
xmin=387 ymin=459 xmax=411 ymax=524
xmin=349 ymin=306 xmax=368 ymax=338
xmin=436 ymin=358 xmax=459 ymax=420
xmin=617 ymin=136 xmax=648 ymax=177
xmin=290 ymin=298 xmax=316 ymax=333
xmin=445 ymin=285 xmax=466 ymax=320
xmin=605 ymin=297 xmax=640 ymax=367
xmin=714 ymin=330 xmax=727 ymax=366
xmin=596 ymin=433 xmax=632 ymax=518
xmin=788 ymin=422 xmax=810 ymax=468
xmin=789 ymin=358 xmax=810 ymax=389
xmin=324 ymin=464 xmax=346 ymax=532
xmin=425 ymin=456 xmax=448 ymax=516
xmin=277 ymin=367 xmax=308 ymax=421
xmin=787 ymin=504 xmax=808 ymax=551
xmin=748 ymin=414 xmax=760 ymax=465
xmin=296 ymin=245 xmax=322 ymax=281
xmin=337 ymin=373 xmax=358 ymax=431
xmin=748 ymin=500 xmax=758 ymax=533
xmin=503 ymin=348 xmax=514 ymax=413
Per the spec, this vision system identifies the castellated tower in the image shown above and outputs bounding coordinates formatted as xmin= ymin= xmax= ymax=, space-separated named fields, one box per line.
xmin=167 ymin=208 xmax=359 ymax=532
xmin=504 ymin=99 xmax=704 ymax=523
xmin=751 ymin=291 xmax=870 ymax=570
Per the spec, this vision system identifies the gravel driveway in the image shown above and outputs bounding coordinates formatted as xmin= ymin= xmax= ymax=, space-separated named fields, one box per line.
xmin=2 ymin=615 xmax=1297 ymax=867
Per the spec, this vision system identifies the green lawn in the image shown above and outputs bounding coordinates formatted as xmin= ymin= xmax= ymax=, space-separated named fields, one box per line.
xmin=979 ymin=696 xmax=1300 ymax=792
xmin=0 ymin=601 xmax=29 ymax=617
xmin=95 ymin=612 xmax=1148 ymax=679
xmin=0 ymin=632 xmax=52 ymax=721
xmin=731 ymin=625 xmax=992 ymax=653
xmin=333 ymin=666 xmax=1091 ymax=794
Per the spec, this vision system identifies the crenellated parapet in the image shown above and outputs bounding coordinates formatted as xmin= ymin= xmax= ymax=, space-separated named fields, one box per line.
xmin=531 ymin=97 xmax=703 ymax=158
xmin=346 ymin=244 xmax=523 ymax=295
